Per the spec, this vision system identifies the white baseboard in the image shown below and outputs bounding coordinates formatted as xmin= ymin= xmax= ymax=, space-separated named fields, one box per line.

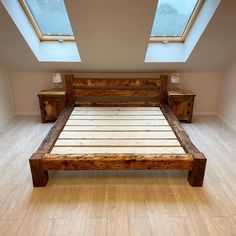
xmin=16 ymin=111 xmax=40 ymax=116
xmin=193 ymin=111 xmax=216 ymax=116
xmin=217 ymin=114 xmax=236 ymax=133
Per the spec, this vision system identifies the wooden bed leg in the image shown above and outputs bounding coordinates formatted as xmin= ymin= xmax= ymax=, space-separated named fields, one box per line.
xmin=188 ymin=153 xmax=207 ymax=187
xmin=29 ymin=153 xmax=48 ymax=187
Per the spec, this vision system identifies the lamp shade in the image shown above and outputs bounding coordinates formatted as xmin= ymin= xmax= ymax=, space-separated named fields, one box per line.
xmin=170 ymin=74 xmax=180 ymax=84
xmin=52 ymin=73 xmax=62 ymax=83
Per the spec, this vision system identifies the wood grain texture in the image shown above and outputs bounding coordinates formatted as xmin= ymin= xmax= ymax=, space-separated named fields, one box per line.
xmin=65 ymin=75 xmax=162 ymax=107
xmin=72 ymin=78 xmax=161 ymax=87
xmin=58 ymin=131 xmax=176 ymax=139
xmin=71 ymin=110 xmax=163 ymax=115
xmin=74 ymin=89 xmax=160 ymax=97
xmin=29 ymin=104 xmax=206 ymax=186
xmin=168 ymin=89 xmax=196 ymax=123
xmin=160 ymin=103 xmax=207 ymax=186
xmin=75 ymin=101 xmax=160 ymax=107
xmin=54 ymin=139 xmax=181 ymax=147
xmin=43 ymin=153 xmax=193 ymax=170
xmin=38 ymin=90 xmax=66 ymax=123
xmin=160 ymin=104 xmax=199 ymax=154
xmin=36 ymin=106 xmax=74 ymax=153
xmin=29 ymin=106 xmax=73 ymax=186
xmin=73 ymin=107 xmax=161 ymax=111
xmin=51 ymin=146 xmax=185 ymax=154
xmin=29 ymin=75 xmax=206 ymax=187
xmin=160 ymin=75 xmax=169 ymax=104
xmin=69 ymin=115 xmax=165 ymax=120
xmin=188 ymin=153 xmax=207 ymax=187
xmin=64 ymin=74 xmax=75 ymax=105
xmin=63 ymin=125 xmax=172 ymax=131
xmin=29 ymin=153 xmax=48 ymax=187
xmin=66 ymin=119 xmax=169 ymax=126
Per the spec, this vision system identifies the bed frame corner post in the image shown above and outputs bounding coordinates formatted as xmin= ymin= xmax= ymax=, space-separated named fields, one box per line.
xmin=160 ymin=74 xmax=169 ymax=104
xmin=29 ymin=153 xmax=48 ymax=187
xmin=188 ymin=153 xmax=207 ymax=187
xmin=64 ymin=74 xmax=75 ymax=105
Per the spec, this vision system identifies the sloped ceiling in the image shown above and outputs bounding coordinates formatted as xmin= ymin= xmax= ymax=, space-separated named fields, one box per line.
xmin=0 ymin=0 xmax=236 ymax=72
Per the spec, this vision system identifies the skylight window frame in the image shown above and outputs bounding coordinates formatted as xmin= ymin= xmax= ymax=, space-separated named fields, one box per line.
xmin=150 ymin=0 xmax=205 ymax=43
xmin=19 ymin=0 xmax=75 ymax=42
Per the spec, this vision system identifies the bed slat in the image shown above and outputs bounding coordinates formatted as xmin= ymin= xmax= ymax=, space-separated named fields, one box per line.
xmin=73 ymin=107 xmax=161 ymax=111
xmin=68 ymin=115 xmax=165 ymax=120
xmin=55 ymin=139 xmax=181 ymax=147
xmin=74 ymin=89 xmax=159 ymax=97
xmin=51 ymin=146 xmax=185 ymax=154
xmin=71 ymin=110 xmax=163 ymax=115
xmin=63 ymin=125 xmax=172 ymax=131
xmin=58 ymin=131 xmax=176 ymax=139
xmin=66 ymin=119 xmax=169 ymax=126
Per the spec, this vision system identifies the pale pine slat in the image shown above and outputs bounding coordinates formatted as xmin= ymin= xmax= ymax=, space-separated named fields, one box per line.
xmin=73 ymin=107 xmax=161 ymax=111
xmin=52 ymin=107 xmax=182 ymax=155
xmin=51 ymin=146 xmax=185 ymax=154
xmin=59 ymin=131 xmax=176 ymax=139
xmin=71 ymin=110 xmax=163 ymax=115
xmin=69 ymin=115 xmax=165 ymax=120
xmin=63 ymin=125 xmax=172 ymax=131
xmin=66 ymin=120 xmax=169 ymax=126
xmin=55 ymin=139 xmax=181 ymax=147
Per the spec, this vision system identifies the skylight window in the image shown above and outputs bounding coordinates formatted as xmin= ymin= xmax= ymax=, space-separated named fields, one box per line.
xmin=150 ymin=0 xmax=204 ymax=42
xmin=19 ymin=0 xmax=74 ymax=41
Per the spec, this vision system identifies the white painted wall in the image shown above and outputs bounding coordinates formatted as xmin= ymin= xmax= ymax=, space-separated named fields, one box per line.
xmin=217 ymin=59 xmax=236 ymax=131
xmin=0 ymin=65 xmax=14 ymax=130
xmin=9 ymin=72 xmax=221 ymax=116
xmin=180 ymin=73 xmax=221 ymax=115
xmin=10 ymin=72 xmax=51 ymax=115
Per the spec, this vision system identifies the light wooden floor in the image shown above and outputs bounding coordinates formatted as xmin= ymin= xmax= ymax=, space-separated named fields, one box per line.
xmin=0 ymin=116 xmax=236 ymax=236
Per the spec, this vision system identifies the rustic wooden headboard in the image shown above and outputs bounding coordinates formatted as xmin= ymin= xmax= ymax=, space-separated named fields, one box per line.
xmin=64 ymin=74 xmax=169 ymax=107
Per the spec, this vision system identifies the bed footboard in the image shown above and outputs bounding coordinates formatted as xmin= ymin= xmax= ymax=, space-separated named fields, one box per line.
xmin=30 ymin=153 xmax=194 ymax=187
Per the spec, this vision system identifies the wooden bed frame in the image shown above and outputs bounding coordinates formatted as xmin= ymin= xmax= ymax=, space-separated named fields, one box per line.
xmin=29 ymin=74 xmax=206 ymax=187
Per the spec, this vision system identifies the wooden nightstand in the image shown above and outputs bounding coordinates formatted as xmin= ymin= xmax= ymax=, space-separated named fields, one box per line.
xmin=38 ymin=90 xmax=66 ymax=123
xmin=168 ymin=89 xmax=195 ymax=123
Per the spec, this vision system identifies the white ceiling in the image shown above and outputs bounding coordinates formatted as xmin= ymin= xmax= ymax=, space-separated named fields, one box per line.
xmin=0 ymin=0 xmax=236 ymax=72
